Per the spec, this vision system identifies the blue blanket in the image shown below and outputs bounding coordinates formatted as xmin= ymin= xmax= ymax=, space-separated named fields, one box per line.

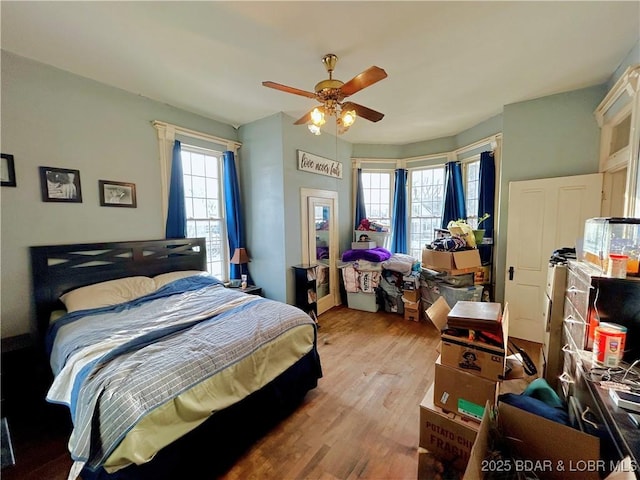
xmin=46 ymin=276 xmax=317 ymax=471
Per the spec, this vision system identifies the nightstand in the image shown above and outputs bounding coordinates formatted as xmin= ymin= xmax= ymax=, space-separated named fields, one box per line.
xmin=227 ymin=285 xmax=262 ymax=296
xmin=1 ymin=334 xmax=70 ymax=436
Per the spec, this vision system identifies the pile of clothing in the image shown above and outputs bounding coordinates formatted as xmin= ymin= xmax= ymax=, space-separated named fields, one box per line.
xmin=340 ymin=249 xmax=420 ymax=314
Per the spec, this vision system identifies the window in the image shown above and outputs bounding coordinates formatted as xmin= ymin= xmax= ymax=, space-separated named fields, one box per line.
xmin=181 ymin=145 xmax=227 ymax=279
xmin=361 ymin=171 xmax=392 ymax=227
xmin=407 ymin=159 xmax=482 ymax=258
xmin=408 ymin=166 xmax=445 ymax=259
xmin=464 ymin=159 xmax=481 ymax=228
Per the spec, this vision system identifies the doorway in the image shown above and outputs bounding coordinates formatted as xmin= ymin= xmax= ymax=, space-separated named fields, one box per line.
xmin=504 ymin=173 xmax=602 ymax=343
xmin=301 ymin=188 xmax=339 ymax=315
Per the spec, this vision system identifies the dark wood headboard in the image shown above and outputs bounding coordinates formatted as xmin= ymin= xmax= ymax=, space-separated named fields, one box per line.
xmin=30 ymin=238 xmax=206 ymax=341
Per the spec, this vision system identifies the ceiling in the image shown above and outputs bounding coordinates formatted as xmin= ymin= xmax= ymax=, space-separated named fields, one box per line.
xmin=2 ymin=1 xmax=639 ymax=145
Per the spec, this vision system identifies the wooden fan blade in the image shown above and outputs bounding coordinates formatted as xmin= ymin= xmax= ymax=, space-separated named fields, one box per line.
xmin=262 ymin=81 xmax=317 ymax=99
xmin=342 ymin=102 xmax=385 ymax=123
xmin=293 ymin=109 xmax=315 ymax=125
xmin=340 ymin=66 xmax=388 ymax=97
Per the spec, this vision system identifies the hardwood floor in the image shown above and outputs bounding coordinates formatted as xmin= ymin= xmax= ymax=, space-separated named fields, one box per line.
xmin=2 ymin=305 xmax=536 ymax=480
xmin=224 ymin=306 xmax=441 ymax=480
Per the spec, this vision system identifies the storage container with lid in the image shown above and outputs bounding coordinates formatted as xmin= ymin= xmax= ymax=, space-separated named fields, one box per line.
xmin=582 ymin=217 xmax=640 ymax=275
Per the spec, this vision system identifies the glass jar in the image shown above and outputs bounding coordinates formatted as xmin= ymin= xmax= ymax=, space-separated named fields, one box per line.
xmin=607 ymin=254 xmax=628 ymax=278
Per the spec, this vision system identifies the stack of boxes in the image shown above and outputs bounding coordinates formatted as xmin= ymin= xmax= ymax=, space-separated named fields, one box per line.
xmin=402 ymin=274 xmax=420 ymax=321
xmin=418 ymin=298 xmax=509 ymax=474
xmin=421 ymin=248 xmax=484 ymax=308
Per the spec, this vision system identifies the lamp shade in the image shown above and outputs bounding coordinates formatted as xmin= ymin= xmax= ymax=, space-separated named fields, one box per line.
xmin=230 ymin=247 xmax=250 ymax=265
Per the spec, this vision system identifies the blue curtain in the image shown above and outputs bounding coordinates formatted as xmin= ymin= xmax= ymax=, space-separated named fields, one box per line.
xmin=165 ymin=140 xmax=186 ymax=238
xmin=390 ymin=168 xmax=408 ymax=254
xmin=478 ymin=151 xmax=496 ymax=239
xmin=223 ymin=150 xmax=250 ymax=281
xmin=354 ymin=168 xmax=367 ymax=229
xmin=441 ymin=161 xmax=466 ymax=228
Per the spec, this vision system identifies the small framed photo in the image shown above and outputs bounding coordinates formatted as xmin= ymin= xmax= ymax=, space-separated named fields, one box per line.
xmin=39 ymin=166 xmax=82 ymax=202
xmin=1 ymin=154 xmax=16 ymax=187
xmin=99 ymin=180 xmax=137 ymax=208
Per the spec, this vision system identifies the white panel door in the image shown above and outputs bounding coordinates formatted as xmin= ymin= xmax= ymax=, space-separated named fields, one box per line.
xmin=504 ymin=173 xmax=602 ymax=343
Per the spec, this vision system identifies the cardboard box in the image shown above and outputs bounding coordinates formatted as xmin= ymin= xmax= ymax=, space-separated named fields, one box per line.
xmin=404 ymin=300 xmax=421 ymax=322
xmin=434 ymin=356 xmax=498 ymax=421
xmin=351 ymin=241 xmax=376 ymax=250
xmin=419 ymin=384 xmax=479 ymax=473
xmin=439 ymin=305 xmax=509 ymax=382
xmin=422 ymin=249 xmax=482 ymax=274
xmin=403 ymin=289 xmax=420 ymax=303
xmin=464 ymin=402 xmax=601 ymax=480
xmin=440 ymin=336 xmax=506 ymax=382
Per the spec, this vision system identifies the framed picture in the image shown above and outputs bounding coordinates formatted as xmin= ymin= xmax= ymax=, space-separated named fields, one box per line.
xmin=1 ymin=154 xmax=16 ymax=187
xmin=99 ymin=180 xmax=137 ymax=208
xmin=39 ymin=166 xmax=82 ymax=203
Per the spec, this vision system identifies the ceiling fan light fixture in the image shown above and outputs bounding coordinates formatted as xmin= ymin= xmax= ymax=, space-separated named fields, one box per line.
xmin=311 ymin=107 xmax=326 ymax=126
xmin=308 ymin=124 xmax=322 ymax=135
xmin=341 ymin=109 xmax=356 ymax=128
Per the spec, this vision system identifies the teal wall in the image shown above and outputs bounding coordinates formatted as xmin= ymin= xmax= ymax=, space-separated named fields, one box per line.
xmin=237 ymin=113 xmax=286 ymax=302
xmin=495 ymin=85 xmax=607 ymax=301
xmin=281 ymin=118 xmax=353 ymax=304
xmin=0 ymin=51 xmax=239 ymax=337
xmin=3 ymin=39 xmax=638 ymax=337
xmin=239 ymin=114 xmax=353 ymax=305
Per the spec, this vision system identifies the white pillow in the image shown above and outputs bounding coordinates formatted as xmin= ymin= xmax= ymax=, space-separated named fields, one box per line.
xmin=153 ymin=270 xmax=206 ymax=289
xmin=60 ymin=276 xmax=157 ymax=313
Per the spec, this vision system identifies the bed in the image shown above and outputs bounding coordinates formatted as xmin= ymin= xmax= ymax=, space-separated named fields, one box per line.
xmin=30 ymin=238 xmax=322 ymax=479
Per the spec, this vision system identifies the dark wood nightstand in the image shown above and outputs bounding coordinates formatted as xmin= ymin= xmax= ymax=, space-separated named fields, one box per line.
xmin=227 ymin=285 xmax=262 ymax=296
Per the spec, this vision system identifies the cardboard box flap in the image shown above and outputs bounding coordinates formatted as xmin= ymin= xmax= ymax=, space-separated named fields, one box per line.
xmin=427 ymin=299 xmax=510 ymax=346
xmin=463 ymin=403 xmax=491 ymax=480
xmin=426 ymin=296 xmax=450 ymax=331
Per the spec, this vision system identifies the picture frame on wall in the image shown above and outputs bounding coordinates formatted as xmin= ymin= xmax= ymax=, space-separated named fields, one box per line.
xmin=39 ymin=166 xmax=82 ymax=203
xmin=99 ymin=180 xmax=137 ymax=208
xmin=1 ymin=154 xmax=16 ymax=187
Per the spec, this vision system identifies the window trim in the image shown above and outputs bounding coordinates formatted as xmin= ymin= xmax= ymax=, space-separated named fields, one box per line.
xmin=152 ymin=120 xmax=241 ymax=227
xmin=359 ymin=168 xmax=394 ymax=228
xmin=407 ymin=163 xmax=447 ymax=259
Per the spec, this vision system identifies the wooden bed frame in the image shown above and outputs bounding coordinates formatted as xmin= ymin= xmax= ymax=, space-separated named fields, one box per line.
xmin=30 ymin=237 xmax=206 ymax=342
xmin=29 ymin=237 xmax=322 ymax=479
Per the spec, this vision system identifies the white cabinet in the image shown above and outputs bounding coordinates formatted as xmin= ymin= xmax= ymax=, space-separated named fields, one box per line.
xmin=542 ymin=264 xmax=567 ymax=391
xmin=594 ymin=65 xmax=640 ymax=216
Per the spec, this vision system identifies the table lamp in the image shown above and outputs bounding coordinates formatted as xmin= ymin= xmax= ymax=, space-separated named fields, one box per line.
xmin=230 ymin=247 xmax=250 ymax=288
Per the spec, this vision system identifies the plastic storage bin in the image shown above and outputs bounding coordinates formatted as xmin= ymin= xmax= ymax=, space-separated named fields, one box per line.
xmin=439 ymin=285 xmax=484 ymax=307
xmin=354 ymin=230 xmax=390 ymax=250
xmin=347 ymin=292 xmax=379 ymax=312
xmin=583 ymin=217 xmax=640 ymax=274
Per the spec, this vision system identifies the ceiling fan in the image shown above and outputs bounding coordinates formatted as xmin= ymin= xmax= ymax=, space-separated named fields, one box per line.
xmin=262 ymin=54 xmax=387 ymax=135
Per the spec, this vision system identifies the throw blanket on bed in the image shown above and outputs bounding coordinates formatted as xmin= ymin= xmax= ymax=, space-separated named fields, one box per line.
xmin=46 ymin=276 xmax=317 ymax=473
